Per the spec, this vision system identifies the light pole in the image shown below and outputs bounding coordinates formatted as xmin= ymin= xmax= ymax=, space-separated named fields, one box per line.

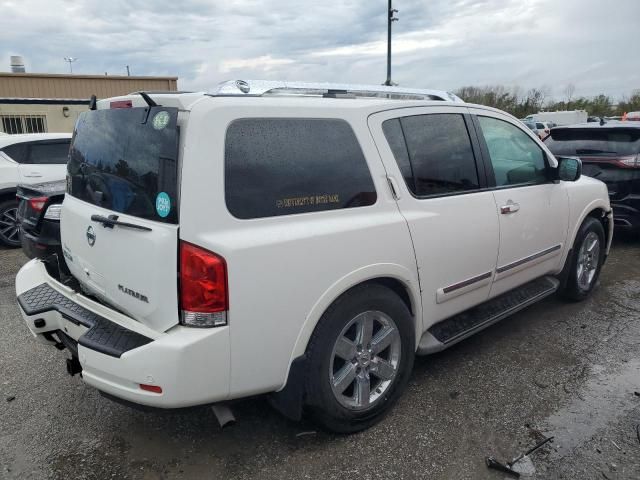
xmin=384 ymin=0 xmax=399 ymax=86
xmin=63 ymin=57 xmax=77 ymax=74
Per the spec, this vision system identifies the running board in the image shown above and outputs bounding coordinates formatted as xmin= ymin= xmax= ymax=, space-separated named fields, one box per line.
xmin=417 ymin=276 xmax=559 ymax=354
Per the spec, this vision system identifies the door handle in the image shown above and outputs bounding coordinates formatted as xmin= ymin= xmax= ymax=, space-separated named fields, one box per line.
xmin=500 ymin=201 xmax=520 ymax=214
xmin=24 ymin=173 xmax=43 ymax=178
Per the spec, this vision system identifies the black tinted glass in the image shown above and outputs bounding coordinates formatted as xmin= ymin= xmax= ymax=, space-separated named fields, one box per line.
xmin=382 ymin=119 xmax=414 ymax=189
xmin=225 ymin=118 xmax=377 ymax=219
xmin=396 ymin=114 xmax=479 ymax=196
xmin=545 ymin=128 xmax=640 ymax=156
xmin=28 ymin=141 xmax=70 ymax=164
xmin=1 ymin=143 xmax=27 ymax=163
xmin=67 ymin=107 xmax=179 ymax=223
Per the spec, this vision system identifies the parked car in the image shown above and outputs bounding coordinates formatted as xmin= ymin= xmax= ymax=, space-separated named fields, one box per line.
xmin=16 ymin=180 xmax=66 ymax=260
xmin=0 ymin=133 xmax=72 ymax=246
xmin=16 ymin=81 xmax=612 ymax=433
xmin=545 ymin=122 xmax=640 ymax=231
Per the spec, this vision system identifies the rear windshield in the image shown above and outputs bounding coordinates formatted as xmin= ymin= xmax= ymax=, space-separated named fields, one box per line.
xmin=67 ymin=106 xmax=179 ymax=223
xmin=545 ymin=128 xmax=640 ymax=156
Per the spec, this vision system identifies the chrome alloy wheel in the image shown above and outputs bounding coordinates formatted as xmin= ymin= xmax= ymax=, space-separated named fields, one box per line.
xmin=0 ymin=207 xmax=20 ymax=246
xmin=577 ymin=231 xmax=600 ymax=291
xmin=329 ymin=310 xmax=402 ymax=410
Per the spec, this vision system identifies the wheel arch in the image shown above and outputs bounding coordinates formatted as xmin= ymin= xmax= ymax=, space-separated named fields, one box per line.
xmin=561 ymin=200 xmax=612 ymax=273
xmin=0 ymin=187 xmax=18 ymax=204
xmin=289 ymin=264 xmax=422 ymax=367
xmin=270 ymin=264 xmax=421 ymax=421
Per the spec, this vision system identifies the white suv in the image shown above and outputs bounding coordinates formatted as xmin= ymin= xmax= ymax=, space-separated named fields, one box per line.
xmin=0 ymin=133 xmax=72 ymax=246
xmin=15 ymin=81 xmax=612 ymax=433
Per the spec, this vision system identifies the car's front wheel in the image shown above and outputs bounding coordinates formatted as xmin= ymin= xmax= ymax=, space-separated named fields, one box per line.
xmin=561 ymin=216 xmax=606 ymax=301
xmin=0 ymin=199 xmax=21 ymax=248
xmin=304 ymin=284 xmax=415 ymax=433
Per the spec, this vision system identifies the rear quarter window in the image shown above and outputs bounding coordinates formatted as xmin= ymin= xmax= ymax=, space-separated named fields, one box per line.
xmin=225 ymin=118 xmax=377 ymax=219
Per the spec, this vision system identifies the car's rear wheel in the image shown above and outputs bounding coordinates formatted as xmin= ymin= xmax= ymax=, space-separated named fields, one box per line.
xmin=0 ymin=199 xmax=21 ymax=248
xmin=304 ymin=284 xmax=414 ymax=433
xmin=561 ymin=216 xmax=605 ymax=301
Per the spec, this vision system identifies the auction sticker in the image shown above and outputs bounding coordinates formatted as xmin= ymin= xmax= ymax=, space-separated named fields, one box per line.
xmin=155 ymin=192 xmax=171 ymax=218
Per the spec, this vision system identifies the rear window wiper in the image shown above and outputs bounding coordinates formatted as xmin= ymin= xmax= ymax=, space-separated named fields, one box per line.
xmin=91 ymin=214 xmax=152 ymax=231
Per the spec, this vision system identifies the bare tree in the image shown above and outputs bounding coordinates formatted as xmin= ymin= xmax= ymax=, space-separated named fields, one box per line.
xmin=564 ymin=83 xmax=576 ymax=108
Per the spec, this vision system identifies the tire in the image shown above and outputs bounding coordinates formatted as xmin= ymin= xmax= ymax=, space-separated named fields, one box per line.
xmin=304 ymin=283 xmax=415 ymax=433
xmin=560 ymin=216 xmax=606 ymax=301
xmin=0 ymin=199 xmax=21 ymax=248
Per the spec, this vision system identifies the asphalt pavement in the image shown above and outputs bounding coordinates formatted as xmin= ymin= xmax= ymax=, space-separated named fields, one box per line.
xmin=1 ymin=235 xmax=639 ymax=479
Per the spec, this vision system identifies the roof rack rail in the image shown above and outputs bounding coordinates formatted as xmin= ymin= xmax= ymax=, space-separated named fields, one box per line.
xmin=211 ymin=80 xmax=463 ymax=103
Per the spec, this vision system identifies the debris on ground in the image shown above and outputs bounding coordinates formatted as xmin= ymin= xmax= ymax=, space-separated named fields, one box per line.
xmin=295 ymin=431 xmax=317 ymax=438
xmin=6 ymin=395 xmax=15 ymax=402
xmin=485 ymin=456 xmax=520 ymax=477
xmin=611 ymin=440 xmax=621 ymax=451
xmin=485 ymin=436 xmax=554 ymax=478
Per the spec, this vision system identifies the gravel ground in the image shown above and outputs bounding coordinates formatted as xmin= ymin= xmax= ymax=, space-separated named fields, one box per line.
xmin=1 ymin=235 xmax=639 ymax=480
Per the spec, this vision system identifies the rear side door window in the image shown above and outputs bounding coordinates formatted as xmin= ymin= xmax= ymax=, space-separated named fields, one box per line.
xmin=26 ymin=141 xmax=71 ymax=164
xmin=382 ymin=113 xmax=480 ymax=196
xmin=225 ymin=118 xmax=377 ymax=219
xmin=476 ymin=116 xmax=548 ymax=187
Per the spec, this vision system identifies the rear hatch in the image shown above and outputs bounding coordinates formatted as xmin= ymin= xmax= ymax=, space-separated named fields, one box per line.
xmin=545 ymin=126 xmax=640 ymax=201
xmin=62 ymin=103 xmax=181 ymax=332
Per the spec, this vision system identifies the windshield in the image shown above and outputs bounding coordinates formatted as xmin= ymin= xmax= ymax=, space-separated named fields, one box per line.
xmin=67 ymin=106 xmax=179 ymax=223
xmin=545 ymin=128 xmax=640 ymax=156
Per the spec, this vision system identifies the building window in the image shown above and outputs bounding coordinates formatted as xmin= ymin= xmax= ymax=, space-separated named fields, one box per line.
xmin=0 ymin=115 xmax=47 ymax=134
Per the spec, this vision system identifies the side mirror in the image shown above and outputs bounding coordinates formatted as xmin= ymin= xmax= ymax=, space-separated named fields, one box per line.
xmin=556 ymin=156 xmax=582 ymax=182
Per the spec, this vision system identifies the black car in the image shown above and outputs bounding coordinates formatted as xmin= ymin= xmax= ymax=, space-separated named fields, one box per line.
xmin=545 ymin=122 xmax=640 ymax=231
xmin=16 ymin=180 xmax=66 ymax=260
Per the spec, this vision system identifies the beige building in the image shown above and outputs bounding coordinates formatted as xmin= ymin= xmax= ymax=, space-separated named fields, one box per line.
xmin=0 ymin=72 xmax=178 ymax=134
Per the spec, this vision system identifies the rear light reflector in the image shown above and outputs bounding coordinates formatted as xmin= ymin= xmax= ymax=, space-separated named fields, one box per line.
xmin=139 ymin=384 xmax=162 ymax=394
xmin=28 ymin=196 xmax=47 ymax=212
xmin=110 ymin=100 xmax=133 ymax=109
xmin=179 ymin=241 xmax=228 ymax=328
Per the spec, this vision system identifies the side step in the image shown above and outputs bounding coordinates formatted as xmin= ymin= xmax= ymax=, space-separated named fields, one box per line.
xmin=418 ymin=276 xmax=559 ymax=354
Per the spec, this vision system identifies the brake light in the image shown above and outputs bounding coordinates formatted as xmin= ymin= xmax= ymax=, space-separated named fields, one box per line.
xmin=28 ymin=196 xmax=47 ymax=212
xmin=110 ymin=100 xmax=132 ymax=109
xmin=179 ymin=241 xmax=228 ymax=327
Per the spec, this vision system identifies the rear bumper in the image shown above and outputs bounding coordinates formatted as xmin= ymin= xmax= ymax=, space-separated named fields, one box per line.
xmin=15 ymin=259 xmax=231 ymax=408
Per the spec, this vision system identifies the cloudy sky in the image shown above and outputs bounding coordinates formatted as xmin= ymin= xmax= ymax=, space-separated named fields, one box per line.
xmin=1 ymin=0 xmax=638 ymax=100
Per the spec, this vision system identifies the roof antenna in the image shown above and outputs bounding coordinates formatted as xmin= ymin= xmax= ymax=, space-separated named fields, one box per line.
xmin=138 ymin=91 xmax=158 ymax=107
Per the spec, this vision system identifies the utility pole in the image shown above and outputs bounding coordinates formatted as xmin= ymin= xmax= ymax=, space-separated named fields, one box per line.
xmin=126 ymin=65 xmax=131 ymax=76
xmin=63 ymin=57 xmax=77 ymax=74
xmin=384 ymin=0 xmax=399 ymax=86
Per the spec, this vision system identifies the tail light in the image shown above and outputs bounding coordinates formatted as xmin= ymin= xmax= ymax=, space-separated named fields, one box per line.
xmin=616 ymin=155 xmax=640 ymax=168
xmin=43 ymin=204 xmax=62 ymax=221
xmin=179 ymin=241 xmax=228 ymax=327
xmin=28 ymin=196 xmax=47 ymax=212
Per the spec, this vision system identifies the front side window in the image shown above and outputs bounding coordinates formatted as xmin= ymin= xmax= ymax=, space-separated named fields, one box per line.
xmin=383 ymin=113 xmax=480 ymax=196
xmin=225 ymin=118 xmax=376 ymax=219
xmin=477 ymin=116 xmax=547 ymax=187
